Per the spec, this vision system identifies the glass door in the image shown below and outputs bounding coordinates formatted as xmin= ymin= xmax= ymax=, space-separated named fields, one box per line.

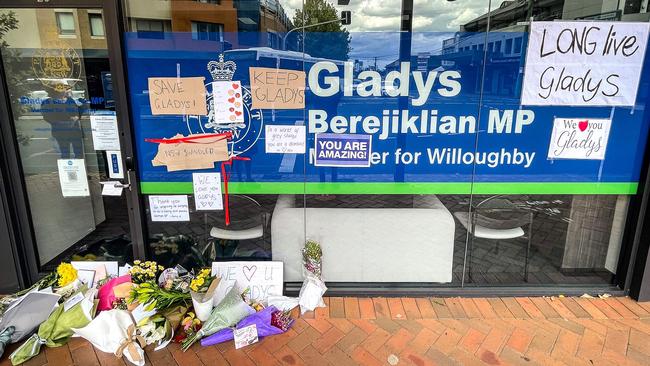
xmin=0 ymin=1 xmax=143 ymax=274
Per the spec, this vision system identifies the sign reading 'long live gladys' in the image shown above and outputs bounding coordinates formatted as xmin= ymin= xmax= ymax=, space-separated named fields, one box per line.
xmin=522 ymin=21 xmax=650 ymax=106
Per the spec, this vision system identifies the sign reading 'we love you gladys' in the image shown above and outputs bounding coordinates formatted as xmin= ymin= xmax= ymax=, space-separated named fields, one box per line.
xmin=522 ymin=21 xmax=650 ymax=106
xmin=548 ymin=118 xmax=612 ymax=160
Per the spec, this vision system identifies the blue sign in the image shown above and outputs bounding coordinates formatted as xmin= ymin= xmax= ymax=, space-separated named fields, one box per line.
xmin=315 ymin=133 xmax=371 ymax=167
xmin=124 ymin=31 xmax=650 ymax=195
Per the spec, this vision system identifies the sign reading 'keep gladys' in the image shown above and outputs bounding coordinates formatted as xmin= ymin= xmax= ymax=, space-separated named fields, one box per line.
xmin=547 ymin=118 xmax=612 ymax=160
xmin=249 ymin=67 xmax=305 ymax=110
xmin=522 ymin=21 xmax=650 ymax=106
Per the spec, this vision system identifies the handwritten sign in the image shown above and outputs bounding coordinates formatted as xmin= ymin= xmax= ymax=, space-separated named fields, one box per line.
xmin=548 ymin=118 xmax=612 ymax=160
xmin=211 ymin=261 xmax=283 ymax=302
xmin=250 ymin=67 xmax=305 ymax=109
xmin=315 ymin=133 xmax=372 ymax=167
xmin=234 ymin=324 xmax=259 ymax=349
xmin=149 ymin=195 xmax=190 ymax=222
xmin=192 ymin=172 xmax=223 ymax=210
xmin=265 ymin=125 xmax=306 ymax=154
xmin=151 ymin=134 xmax=229 ymax=172
xmin=148 ymin=77 xmax=207 ymax=115
xmin=212 ymin=81 xmax=244 ymax=124
xmin=522 ymin=21 xmax=650 ymax=106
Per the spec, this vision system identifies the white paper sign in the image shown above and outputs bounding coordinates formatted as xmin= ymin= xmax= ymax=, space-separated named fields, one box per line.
xmin=234 ymin=324 xmax=259 ymax=349
xmin=548 ymin=118 xmax=612 ymax=160
xmin=57 ymin=159 xmax=90 ymax=197
xmin=265 ymin=125 xmax=306 ymax=154
xmin=90 ymin=114 xmax=121 ymax=151
xmin=101 ymin=181 xmax=123 ymax=196
xmin=149 ymin=195 xmax=190 ymax=222
xmin=211 ymin=261 xmax=283 ymax=302
xmin=522 ymin=21 xmax=650 ymax=106
xmin=71 ymin=261 xmax=118 ymax=287
xmin=192 ymin=173 xmax=223 ymax=211
xmin=212 ymin=81 xmax=244 ymax=124
xmin=106 ymin=151 xmax=124 ymax=179
xmin=63 ymin=292 xmax=85 ymax=312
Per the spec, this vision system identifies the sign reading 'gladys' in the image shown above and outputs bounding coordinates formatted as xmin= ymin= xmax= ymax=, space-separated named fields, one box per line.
xmin=522 ymin=21 xmax=650 ymax=106
xmin=548 ymin=118 xmax=612 ymax=160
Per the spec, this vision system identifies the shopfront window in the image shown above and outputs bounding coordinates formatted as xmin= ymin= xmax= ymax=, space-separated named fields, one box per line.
xmin=121 ymin=0 xmax=650 ymax=290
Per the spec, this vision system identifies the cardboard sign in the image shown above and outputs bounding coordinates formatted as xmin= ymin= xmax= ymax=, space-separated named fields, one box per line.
xmin=314 ymin=133 xmax=372 ymax=167
xmin=149 ymin=195 xmax=190 ymax=222
xmin=522 ymin=21 xmax=650 ymax=106
xmin=212 ymin=81 xmax=244 ymax=124
xmin=57 ymin=159 xmax=90 ymax=197
xmin=250 ymin=67 xmax=306 ymax=109
xmin=211 ymin=261 xmax=283 ymax=302
xmin=151 ymin=134 xmax=229 ymax=172
xmin=192 ymin=172 xmax=223 ymax=210
xmin=265 ymin=125 xmax=306 ymax=154
xmin=548 ymin=118 xmax=612 ymax=160
xmin=90 ymin=114 xmax=120 ymax=151
xmin=148 ymin=77 xmax=207 ymax=115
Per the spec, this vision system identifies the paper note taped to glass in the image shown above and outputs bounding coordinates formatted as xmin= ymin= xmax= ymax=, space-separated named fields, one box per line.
xmin=147 ymin=133 xmax=230 ymax=172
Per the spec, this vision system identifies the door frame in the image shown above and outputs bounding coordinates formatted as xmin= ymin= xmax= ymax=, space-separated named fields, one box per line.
xmin=0 ymin=0 xmax=146 ymax=287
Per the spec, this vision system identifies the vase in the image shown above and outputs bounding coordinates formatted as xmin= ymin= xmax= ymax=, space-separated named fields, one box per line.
xmin=190 ymin=291 xmax=213 ymax=322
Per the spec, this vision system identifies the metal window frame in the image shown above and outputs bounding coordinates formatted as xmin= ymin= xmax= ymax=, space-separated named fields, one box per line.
xmin=0 ymin=0 xmax=147 ymax=287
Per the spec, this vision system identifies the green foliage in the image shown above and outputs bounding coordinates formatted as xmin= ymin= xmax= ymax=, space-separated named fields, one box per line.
xmin=292 ymin=0 xmax=351 ymax=61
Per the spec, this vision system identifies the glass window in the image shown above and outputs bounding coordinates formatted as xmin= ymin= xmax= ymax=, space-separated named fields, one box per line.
xmin=191 ymin=21 xmax=223 ymax=41
xmin=56 ymin=12 xmax=75 ymax=35
xmin=513 ymin=36 xmax=522 ymax=54
xmin=196 ymin=0 xmax=221 ymax=4
xmin=505 ymin=37 xmax=513 ymax=54
xmin=494 ymin=40 xmax=501 ymax=53
xmin=89 ymin=13 xmax=105 ymax=37
xmin=135 ymin=18 xmax=170 ymax=39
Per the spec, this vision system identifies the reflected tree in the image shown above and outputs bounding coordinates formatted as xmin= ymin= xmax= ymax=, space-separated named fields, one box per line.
xmin=293 ymin=0 xmax=351 ymax=61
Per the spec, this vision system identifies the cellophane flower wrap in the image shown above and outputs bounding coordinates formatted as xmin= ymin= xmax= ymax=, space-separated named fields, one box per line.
xmin=302 ymin=239 xmax=323 ymax=278
xmin=180 ymin=285 xmax=254 ymax=351
xmin=299 ymin=240 xmax=327 ymax=314
xmin=97 ymin=275 xmax=132 ymax=311
xmin=10 ymin=288 xmax=97 ymax=365
xmin=201 ymin=305 xmax=293 ymax=346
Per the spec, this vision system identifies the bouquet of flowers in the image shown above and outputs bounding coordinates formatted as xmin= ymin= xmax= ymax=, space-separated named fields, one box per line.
xmin=201 ymin=306 xmax=293 ymax=346
xmin=189 ymin=269 xmax=219 ymax=322
xmin=127 ymin=281 xmax=190 ymax=312
xmin=138 ymin=314 xmax=173 ymax=350
xmin=53 ymin=263 xmax=81 ymax=299
xmin=172 ymin=312 xmax=201 ymax=343
xmin=180 ymin=285 xmax=254 ymax=352
xmin=97 ymin=275 xmax=133 ymax=312
xmin=299 ymin=240 xmax=327 ymax=314
xmin=129 ymin=260 xmax=164 ymax=284
xmin=10 ymin=288 xmax=97 ymax=365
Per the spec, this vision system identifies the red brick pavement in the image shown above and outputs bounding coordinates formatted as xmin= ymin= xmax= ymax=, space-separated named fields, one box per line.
xmin=2 ymin=296 xmax=650 ymax=365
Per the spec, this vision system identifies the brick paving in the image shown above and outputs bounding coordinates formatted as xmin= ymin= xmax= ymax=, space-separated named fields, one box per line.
xmin=2 ymin=296 xmax=650 ymax=365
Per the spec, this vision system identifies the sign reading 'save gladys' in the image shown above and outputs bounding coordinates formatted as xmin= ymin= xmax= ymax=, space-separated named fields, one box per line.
xmin=522 ymin=21 xmax=650 ymax=106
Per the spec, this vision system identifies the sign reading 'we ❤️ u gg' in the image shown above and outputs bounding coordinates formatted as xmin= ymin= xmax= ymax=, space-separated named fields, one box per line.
xmin=547 ymin=118 xmax=612 ymax=160
xmin=212 ymin=81 xmax=244 ymax=124
xmin=211 ymin=261 xmax=283 ymax=302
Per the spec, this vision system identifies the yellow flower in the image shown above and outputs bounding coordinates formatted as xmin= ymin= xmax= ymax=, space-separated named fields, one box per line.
xmin=56 ymin=262 xmax=78 ymax=287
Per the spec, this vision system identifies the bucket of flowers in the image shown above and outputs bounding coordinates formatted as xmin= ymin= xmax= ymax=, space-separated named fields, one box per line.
xmin=189 ymin=269 xmax=220 ymax=322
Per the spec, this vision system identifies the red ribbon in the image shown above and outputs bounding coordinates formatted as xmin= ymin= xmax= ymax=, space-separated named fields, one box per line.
xmin=144 ymin=132 xmax=232 ymax=144
xmin=220 ymin=156 xmax=251 ymax=226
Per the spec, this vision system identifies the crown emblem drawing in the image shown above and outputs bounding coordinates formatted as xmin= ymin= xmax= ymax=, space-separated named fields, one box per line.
xmin=207 ymin=54 xmax=236 ymax=81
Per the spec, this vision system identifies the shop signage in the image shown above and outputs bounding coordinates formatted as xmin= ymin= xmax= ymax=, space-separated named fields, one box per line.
xmin=57 ymin=159 xmax=89 ymax=197
xmin=522 ymin=21 xmax=650 ymax=106
xmin=314 ymin=133 xmax=372 ymax=167
xmin=548 ymin=118 xmax=612 ymax=160
xmin=126 ymin=30 xmax=650 ymax=195
xmin=89 ymin=113 xmax=120 ymax=151
xmin=211 ymin=261 xmax=283 ymax=302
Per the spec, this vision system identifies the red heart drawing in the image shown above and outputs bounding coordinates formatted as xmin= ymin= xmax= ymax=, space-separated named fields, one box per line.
xmin=229 ymin=107 xmax=234 ymax=112
xmin=235 ymin=111 xmax=242 ymax=116
xmin=228 ymin=97 xmax=235 ymax=103
xmin=232 ymin=83 xmax=239 ymax=89
xmin=578 ymin=120 xmax=588 ymax=132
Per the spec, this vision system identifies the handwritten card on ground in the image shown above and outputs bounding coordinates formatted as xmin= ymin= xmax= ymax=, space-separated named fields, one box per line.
xmin=192 ymin=172 xmax=223 ymax=211
xmin=548 ymin=118 xmax=612 ymax=160
xmin=522 ymin=21 xmax=650 ymax=106
xmin=250 ymin=67 xmax=305 ymax=109
xmin=151 ymin=134 xmax=229 ymax=172
xmin=212 ymin=81 xmax=244 ymax=124
xmin=148 ymin=77 xmax=207 ymax=115
xmin=211 ymin=261 xmax=283 ymax=303
xmin=265 ymin=125 xmax=306 ymax=154
xmin=234 ymin=324 xmax=259 ymax=349
xmin=149 ymin=195 xmax=190 ymax=222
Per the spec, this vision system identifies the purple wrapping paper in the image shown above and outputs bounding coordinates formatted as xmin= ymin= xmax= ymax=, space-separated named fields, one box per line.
xmin=200 ymin=306 xmax=286 ymax=346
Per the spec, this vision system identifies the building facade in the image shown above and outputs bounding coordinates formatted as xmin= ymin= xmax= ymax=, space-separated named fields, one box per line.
xmin=2 ymin=0 xmax=650 ymax=301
